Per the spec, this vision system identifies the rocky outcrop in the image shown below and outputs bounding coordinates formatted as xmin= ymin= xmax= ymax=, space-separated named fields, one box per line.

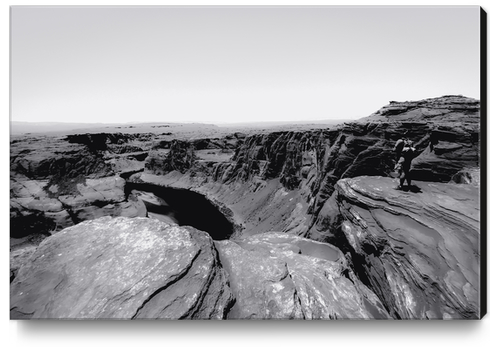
xmin=10 ymin=215 xmax=393 ymax=319
xmin=361 ymin=95 xmax=480 ymax=123
xmin=146 ymin=134 xmax=244 ymax=176
xmin=11 ymin=95 xmax=479 ymax=241
xmin=132 ymin=96 xmax=479 ymax=240
xmin=10 ymin=133 xmax=153 ymax=237
xmin=10 ymin=175 xmax=147 ymax=237
xmin=310 ymin=176 xmax=480 ymax=319
xmin=10 ymin=95 xmax=482 ymax=320
xmin=10 ymin=217 xmax=234 ymax=319
xmin=146 ymin=140 xmax=196 ymax=174
xmin=123 ymin=173 xmax=481 ymax=319
xmin=409 ymin=125 xmax=480 ymax=182
xmin=216 ymin=232 xmax=390 ymax=319
xmin=10 ymin=175 xmax=481 ymax=319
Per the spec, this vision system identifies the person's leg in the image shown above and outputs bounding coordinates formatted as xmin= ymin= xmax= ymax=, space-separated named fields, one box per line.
xmin=406 ymin=170 xmax=411 ymax=187
xmin=399 ymin=170 xmax=405 ymax=187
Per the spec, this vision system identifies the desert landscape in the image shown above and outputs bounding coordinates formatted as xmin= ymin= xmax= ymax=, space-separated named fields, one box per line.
xmin=9 ymin=94 xmax=481 ymax=319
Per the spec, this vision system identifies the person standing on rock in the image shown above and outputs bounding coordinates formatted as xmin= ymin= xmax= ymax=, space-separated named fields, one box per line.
xmin=393 ymin=139 xmax=416 ymax=189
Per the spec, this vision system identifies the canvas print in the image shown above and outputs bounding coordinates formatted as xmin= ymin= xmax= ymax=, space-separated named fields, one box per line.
xmin=9 ymin=6 xmax=484 ymax=320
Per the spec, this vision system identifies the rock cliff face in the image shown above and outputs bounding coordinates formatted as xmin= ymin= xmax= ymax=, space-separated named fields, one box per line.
xmin=10 ymin=133 xmax=154 ymax=238
xmin=10 ymin=96 xmax=479 ymax=240
xmin=360 ymin=95 xmax=480 ymax=123
xmin=136 ymin=96 xmax=479 ymax=242
xmin=10 ymin=95 xmax=482 ymax=319
xmin=311 ymin=176 xmax=480 ymax=319
xmin=10 ymin=131 xmax=246 ymax=239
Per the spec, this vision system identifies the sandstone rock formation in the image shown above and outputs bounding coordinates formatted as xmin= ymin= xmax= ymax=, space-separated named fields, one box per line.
xmin=11 ymin=215 xmax=392 ymax=319
xmin=10 ymin=133 xmax=153 ymax=237
xmin=10 ymin=95 xmax=482 ymax=319
xmin=10 ymin=217 xmax=234 ymax=319
xmin=10 ymin=245 xmax=37 ymax=282
xmin=12 ymin=174 xmax=480 ymax=319
xmin=146 ymin=97 xmax=475 ymax=239
xmin=360 ymin=95 xmax=480 ymax=123
xmin=10 ymin=174 xmax=147 ymax=238
xmin=310 ymin=176 xmax=480 ymax=319
xmin=216 ymin=232 xmax=390 ymax=319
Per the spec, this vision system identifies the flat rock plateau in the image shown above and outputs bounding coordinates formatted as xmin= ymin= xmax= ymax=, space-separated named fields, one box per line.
xmin=10 ymin=95 xmax=482 ymax=319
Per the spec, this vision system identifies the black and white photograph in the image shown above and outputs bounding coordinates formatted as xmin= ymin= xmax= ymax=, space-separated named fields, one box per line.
xmin=8 ymin=4 xmax=484 ymax=326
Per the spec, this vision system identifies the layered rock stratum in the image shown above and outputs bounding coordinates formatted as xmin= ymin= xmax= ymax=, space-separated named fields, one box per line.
xmin=319 ymin=176 xmax=480 ymax=319
xmin=10 ymin=217 xmax=234 ymax=319
xmin=10 ymin=95 xmax=482 ymax=319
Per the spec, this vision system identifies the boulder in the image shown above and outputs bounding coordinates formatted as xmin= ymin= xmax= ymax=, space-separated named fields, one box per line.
xmin=451 ymin=167 xmax=480 ymax=186
xmin=10 ymin=217 xmax=234 ymax=319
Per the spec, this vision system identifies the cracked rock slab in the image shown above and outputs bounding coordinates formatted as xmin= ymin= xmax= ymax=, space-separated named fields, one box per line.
xmin=215 ymin=232 xmax=390 ymax=319
xmin=10 ymin=216 xmax=233 ymax=319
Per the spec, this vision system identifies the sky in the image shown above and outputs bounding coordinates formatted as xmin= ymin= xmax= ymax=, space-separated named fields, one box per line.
xmin=10 ymin=6 xmax=481 ymax=124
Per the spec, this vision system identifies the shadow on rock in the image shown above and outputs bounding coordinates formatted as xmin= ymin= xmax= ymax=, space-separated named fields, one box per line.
xmin=396 ymin=184 xmax=422 ymax=193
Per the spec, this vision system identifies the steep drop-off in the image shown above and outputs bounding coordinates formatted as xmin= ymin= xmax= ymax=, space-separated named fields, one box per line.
xmin=136 ymin=96 xmax=479 ymax=241
xmin=10 ymin=95 xmax=482 ymax=319
xmin=316 ymin=176 xmax=480 ymax=319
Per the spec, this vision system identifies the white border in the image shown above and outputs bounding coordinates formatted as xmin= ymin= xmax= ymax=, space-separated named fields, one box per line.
xmin=4 ymin=1 xmax=489 ymax=347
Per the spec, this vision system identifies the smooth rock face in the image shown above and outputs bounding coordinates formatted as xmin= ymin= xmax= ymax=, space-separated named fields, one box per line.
xmin=320 ymin=176 xmax=480 ymax=319
xmin=216 ymin=233 xmax=390 ymax=319
xmin=10 ymin=217 xmax=234 ymax=319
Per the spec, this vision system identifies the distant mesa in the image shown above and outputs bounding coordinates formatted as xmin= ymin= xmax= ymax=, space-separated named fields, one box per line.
xmin=10 ymin=121 xmax=219 ymax=136
xmin=360 ymin=95 xmax=479 ymax=123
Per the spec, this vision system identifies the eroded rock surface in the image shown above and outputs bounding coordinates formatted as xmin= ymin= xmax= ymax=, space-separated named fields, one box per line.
xmin=312 ymin=176 xmax=480 ymax=319
xmin=361 ymin=95 xmax=480 ymax=123
xmin=136 ymin=96 xmax=479 ymax=241
xmin=10 ymin=217 xmax=234 ymax=319
xmin=10 ymin=174 xmax=147 ymax=237
xmin=11 ymin=95 xmax=480 ymax=242
xmin=10 ymin=133 xmax=152 ymax=237
xmin=10 ymin=95 xmax=482 ymax=320
xmin=216 ymin=233 xmax=390 ymax=319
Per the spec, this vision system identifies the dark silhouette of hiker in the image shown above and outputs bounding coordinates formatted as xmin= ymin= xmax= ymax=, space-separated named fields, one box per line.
xmin=393 ymin=139 xmax=416 ymax=189
xmin=394 ymin=138 xmax=405 ymax=162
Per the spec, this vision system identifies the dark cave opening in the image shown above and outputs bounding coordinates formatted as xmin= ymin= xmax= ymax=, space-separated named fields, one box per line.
xmin=125 ymin=182 xmax=235 ymax=240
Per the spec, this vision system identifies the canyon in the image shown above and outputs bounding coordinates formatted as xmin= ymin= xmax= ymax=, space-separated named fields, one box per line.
xmin=10 ymin=95 xmax=482 ymax=319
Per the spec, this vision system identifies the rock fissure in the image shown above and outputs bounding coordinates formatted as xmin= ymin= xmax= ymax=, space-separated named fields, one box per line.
xmin=131 ymin=236 xmax=202 ymax=318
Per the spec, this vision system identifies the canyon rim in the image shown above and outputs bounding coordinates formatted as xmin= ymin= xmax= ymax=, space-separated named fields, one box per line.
xmin=9 ymin=95 xmax=483 ymax=320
